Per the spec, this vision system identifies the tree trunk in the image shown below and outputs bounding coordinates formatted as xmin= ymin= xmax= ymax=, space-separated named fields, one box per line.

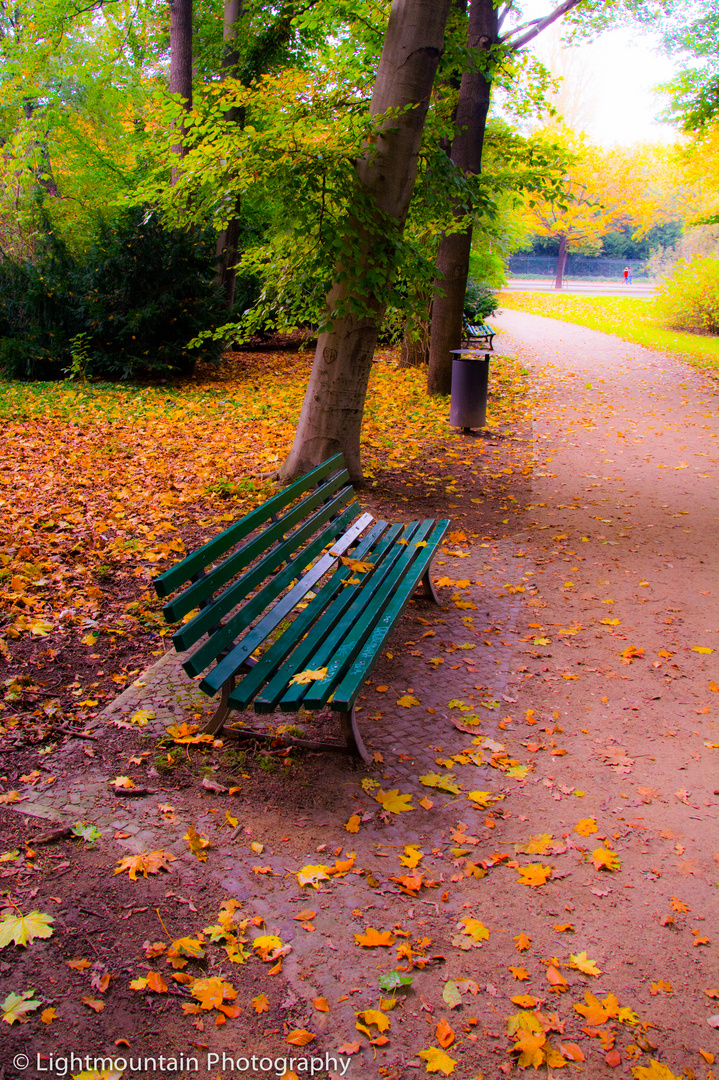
xmin=215 ymin=0 xmax=244 ymax=308
xmin=399 ymin=318 xmax=430 ymax=367
xmin=278 ymin=0 xmax=452 ymax=483
xmin=427 ymin=0 xmax=497 ymax=396
xmin=554 ymin=234 xmax=568 ymax=289
xmin=169 ymin=0 xmax=193 ymax=162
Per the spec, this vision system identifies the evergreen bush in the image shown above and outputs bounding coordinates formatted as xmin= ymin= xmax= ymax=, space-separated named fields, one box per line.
xmin=0 ymin=209 xmax=228 ymax=381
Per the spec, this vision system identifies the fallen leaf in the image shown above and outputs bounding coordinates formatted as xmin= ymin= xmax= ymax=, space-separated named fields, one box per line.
xmin=517 ymin=864 xmax=552 ymax=887
xmin=418 ymin=1046 xmax=457 ymax=1074
xmin=574 ymin=818 xmax=598 ymax=837
xmin=82 ymin=996 xmax=105 ymax=1012
xmin=113 ymin=850 xmax=176 ymax=880
xmin=1 ymin=989 xmax=41 ymax=1025
xmin=185 ymin=826 xmax=211 ymax=861
xmin=374 ymin=788 xmax=414 ymax=814
xmin=593 ymin=847 xmax=621 ymax=872
xmin=569 ymin=951 xmax=602 ymax=976
xmin=345 ymin=814 xmax=361 ymax=833
xmin=286 ymin=1028 xmax=315 ymax=1046
xmin=252 ymin=993 xmax=270 ymax=1014
xmin=313 ymin=996 xmax=330 ymax=1012
xmin=514 ymin=933 xmax=532 ymax=952
xmin=436 ymin=1018 xmax=455 ymax=1048
xmin=289 ymin=668 xmax=328 ymax=685
xmin=355 ymin=928 xmax=395 ymax=948
xmin=0 ymin=910 xmax=54 ymax=949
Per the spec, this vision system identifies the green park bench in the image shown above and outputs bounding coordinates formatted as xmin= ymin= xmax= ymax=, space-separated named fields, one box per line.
xmin=153 ymin=454 xmax=449 ymax=763
xmin=463 ymin=319 xmax=496 ymax=349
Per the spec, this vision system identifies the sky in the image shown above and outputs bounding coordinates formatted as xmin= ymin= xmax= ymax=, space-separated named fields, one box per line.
xmin=520 ymin=7 xmax=681 ymax=146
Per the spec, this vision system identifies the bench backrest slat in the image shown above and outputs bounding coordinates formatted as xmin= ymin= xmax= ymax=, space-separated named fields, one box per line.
xmin=250 ymin=521 xmax=404 ymax=711
xmin=181 ymin=498 xmax=362 ymax=675
xmin=162 ymin=468 xmax=350 ymax=623
xmin=153 ymin=453 xmax=346 ymax=598
xmin=174 ymin=486 xmax=356 ymax=654
xmin=199 ymin=513 xmax=380 ymax=696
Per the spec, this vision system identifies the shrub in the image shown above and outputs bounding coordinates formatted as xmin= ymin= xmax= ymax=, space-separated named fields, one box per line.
xmin=654 ymin=255 xmax=719 ymax=335
xmin=464 ymin=280 xmax=499 ymax=322
xmin=0 ymin=209 xmax=227 ymax=381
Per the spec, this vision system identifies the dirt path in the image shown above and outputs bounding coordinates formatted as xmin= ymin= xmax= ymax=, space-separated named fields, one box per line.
xmin=2 ymin=312 xmax=718 ymax=1080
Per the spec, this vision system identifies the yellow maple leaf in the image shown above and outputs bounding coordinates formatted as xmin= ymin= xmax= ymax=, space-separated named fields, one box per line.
xmin=515 ymin=832 xmax=553 ymax=855
xmin=631 ymin=1060 xmax=682 ymax=1080
xmin=574 ymin=990 xmax=609 ymax=1026
xmin=593 ymin=846 xmax=621 ymax=872
xmin=569 ymin=951 xmax=602 ymax=976
xmin=512 ymin=1030 xmax=547 ymax=1068
xmin=340 ymin=556 xmax=374 ymax=573
xmin=692 ymin=646 xmax=714 ymax=654
xmin=289 ymin=667 xmax=328 ymax=685
xmin=356 ymin=1008 xmax=390 ymax=1032
xmin=253 ymin=934 xmax=283 ymax=961
xmin=418 ymin=1046 xmax=457 ymax=1074
xmin=1 ymin=989 xmax=41 ymax=1025
xmin=467 ymin=790 xmax=493 ymax=807
xmin=111 ymin=775 xmax=135 ymax=789
xmin=345 ymin=814 xmax=361 ymax=833
xmin=375 ymin=788 xmax=414 ymax=813
xmin=113 ymin=850 xmax=176 ymax=880
xmin=296 ymin=864 xmax=331 ymax=888
xmin=456 ymin=917 xmax=489 ymax=944
xmin=185 ymin=826 xmax=210 ymax=861
xmin=517 ymin=864 xmax=552 ymax=887
xmin=0 ymin=909 xmax=54 ymax=949
xmin=399 ymin=844 xmax=423 ymax=868
xmin=396 ymin=694 xmax=420 ymax=707
xmin=574 ymin=817 xmax=598 ymax=837
xmin=354 ymin=927 xmax=395 ymax=947
xmin=192 ymin=976 xmax=237 ymax=1011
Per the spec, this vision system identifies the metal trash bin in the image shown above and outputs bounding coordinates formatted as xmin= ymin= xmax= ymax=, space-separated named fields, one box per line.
xmin=449 ymin=349 xmax=491 ymax=432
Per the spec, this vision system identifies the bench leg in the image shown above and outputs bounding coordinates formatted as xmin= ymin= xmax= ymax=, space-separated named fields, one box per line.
xmin=203 ymin=676 xmax=236 ymax=736
xmin=419 ymin=566 xmax=440 ymax=604
xmin=340 ymin=705 xmax=372 ymax=764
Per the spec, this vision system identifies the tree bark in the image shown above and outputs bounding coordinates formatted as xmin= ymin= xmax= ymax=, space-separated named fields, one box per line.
xmin=427 ymin=0 xmax=496 ymax=396
xmin=169 ymin=0 xmax=193 ymax=162
xmin=554 ymin=233 xmax=568 ymax=288
xmin=215 ymin=0 xmax=244 ymax=308
xmin=278 ymin=0 xmax=452 ymax=483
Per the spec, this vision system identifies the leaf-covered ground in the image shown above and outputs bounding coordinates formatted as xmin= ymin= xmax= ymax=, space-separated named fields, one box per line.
xmin=1 ymin=323 xmax=718 ymax=1080
xmin=0 ymin=346 xmax=528 ymax=750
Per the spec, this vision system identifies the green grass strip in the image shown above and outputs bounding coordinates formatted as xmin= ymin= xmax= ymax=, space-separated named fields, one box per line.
xmin=498 ymin=292 xmax=719 ymax=378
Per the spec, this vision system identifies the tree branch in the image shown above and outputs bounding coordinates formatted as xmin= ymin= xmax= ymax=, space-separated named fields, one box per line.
xmin=501 ymin=0 xmax=583 ymax=52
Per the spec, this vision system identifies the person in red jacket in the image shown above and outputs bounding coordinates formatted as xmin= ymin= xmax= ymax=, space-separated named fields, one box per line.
xmin=623 ymin=266 xmax=630 ymax=283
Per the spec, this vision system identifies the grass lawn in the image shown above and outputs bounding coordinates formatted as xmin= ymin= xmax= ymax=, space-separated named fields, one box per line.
xmin=498 ymin=291 xmax=719 ymax=378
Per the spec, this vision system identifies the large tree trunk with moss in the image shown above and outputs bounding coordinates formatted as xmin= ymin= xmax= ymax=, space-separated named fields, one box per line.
xmin=278 ymin=0 xmax=452 ymax=483
xmin=170 ymin=0 xmax=193 ymax=163
xmin=426 ymin=0 xmax=496 ymax=396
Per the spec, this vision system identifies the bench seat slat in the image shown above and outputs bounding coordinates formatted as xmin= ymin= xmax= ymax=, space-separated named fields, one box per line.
xmin=183 ymin=498 xmax=361 ymax=677
xmin=295 ymin=520 xmax=435 ymax=710
xmin=331 ymin=518 xmax=449 ymax=710
xmin=174 ymin=485 xmax=355 ymax=653
xmin=154 ymin=453 xmax=346 ymax=598
xmin=226 ymin=519 xmax=389 ymax=710
xmin=251 ymin=522 xmax=404 ymax=713
xmin=197 ymin=512 xmax=376 ymax=696
xmin=163 ymin=468 xmax=351 ymax=623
